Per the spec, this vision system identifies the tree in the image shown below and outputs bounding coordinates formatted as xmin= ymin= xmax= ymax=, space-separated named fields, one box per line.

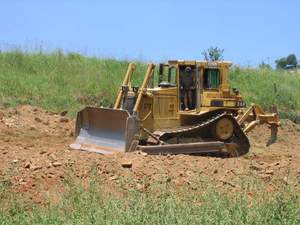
xmin=275 ymin=57 xmax=287 ymax=69
xmin=202 ymin=46 xmax=224 ymax=61
xmin=286 ymin=54 xmax=297 ymax=67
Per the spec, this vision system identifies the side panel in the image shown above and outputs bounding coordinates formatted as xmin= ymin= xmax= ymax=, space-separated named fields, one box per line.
xmin=152 ymin=88 xmax=181 ymax=129
xmin=139 ymin=95 xmax=154 ymax=131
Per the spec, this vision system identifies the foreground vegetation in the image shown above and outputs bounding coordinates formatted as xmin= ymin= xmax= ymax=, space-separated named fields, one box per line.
xmin=0 ymin=176 xmax=299 ymax=225
xmin=0 ymin=50 xmax=299 ymax=119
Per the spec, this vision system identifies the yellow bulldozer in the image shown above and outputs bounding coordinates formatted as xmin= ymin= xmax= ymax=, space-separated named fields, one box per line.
xmin=70 ymin=60 xmax=280 ymax=156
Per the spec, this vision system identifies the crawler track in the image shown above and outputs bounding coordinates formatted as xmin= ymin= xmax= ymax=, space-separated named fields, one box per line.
xmin=153 ymin=112 xmax=250 ymax=156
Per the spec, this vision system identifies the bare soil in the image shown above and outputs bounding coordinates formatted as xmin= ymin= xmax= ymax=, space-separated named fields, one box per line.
xmin=0 ymin=105 xmax=299 ymax=203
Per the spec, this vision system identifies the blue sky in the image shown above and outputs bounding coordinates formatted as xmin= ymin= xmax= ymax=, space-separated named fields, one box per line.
xmin=1 ymin=0 xmax=299 ymax=66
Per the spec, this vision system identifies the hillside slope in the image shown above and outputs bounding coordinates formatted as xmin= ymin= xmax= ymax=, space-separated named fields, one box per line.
xmin=0 ymin=50 xmax=299 ymax=120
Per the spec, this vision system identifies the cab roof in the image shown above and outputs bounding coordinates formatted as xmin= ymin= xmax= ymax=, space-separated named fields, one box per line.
xmin=167 ymin=60 xmax=232 ymax=68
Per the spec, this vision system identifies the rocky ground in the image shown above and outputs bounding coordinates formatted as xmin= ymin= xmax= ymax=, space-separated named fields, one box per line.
xmin=0 ymin=105 xmax=299 ymax=204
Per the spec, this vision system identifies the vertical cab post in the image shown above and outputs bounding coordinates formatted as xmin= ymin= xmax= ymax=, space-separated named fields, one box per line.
xmin=196 ymin=65 xmax=201 ymax=113
xmin=158 ymin=63 xmax=164 ymax=84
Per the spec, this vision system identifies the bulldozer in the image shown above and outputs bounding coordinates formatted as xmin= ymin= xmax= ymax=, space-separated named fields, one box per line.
xmin=70 ymin=60 xmax=280 ymax=156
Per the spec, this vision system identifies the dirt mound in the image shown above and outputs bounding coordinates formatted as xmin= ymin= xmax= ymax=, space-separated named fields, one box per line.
xmin=0 ymin=105 xmax=299 ymax=203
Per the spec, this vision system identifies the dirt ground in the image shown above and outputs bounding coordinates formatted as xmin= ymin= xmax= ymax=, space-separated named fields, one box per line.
xmin=0 ymin=105 xmax=299 ymax=203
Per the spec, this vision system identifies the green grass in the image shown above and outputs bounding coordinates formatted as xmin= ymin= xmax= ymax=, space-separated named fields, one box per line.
xmin=0 ymin=176 xmax=299 ymax=225
xmin=0 ymin=50 xmax=146 ymax=117
xmin=230 ymin=67 xmax=300 ymax=121
xmin=0 ymin=50 xmax=299 ymax=119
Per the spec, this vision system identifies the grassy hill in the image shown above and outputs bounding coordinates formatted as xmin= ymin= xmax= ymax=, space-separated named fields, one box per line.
xmin=0 ymin=50 xmax=299 ymax=120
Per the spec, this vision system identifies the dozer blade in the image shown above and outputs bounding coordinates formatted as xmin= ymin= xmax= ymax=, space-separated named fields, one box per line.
xmin=70 ymin=107 xmax=138 ymax=154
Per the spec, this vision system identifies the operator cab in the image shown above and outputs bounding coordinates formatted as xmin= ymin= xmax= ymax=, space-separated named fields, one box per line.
xmin=157 ymin=63 xmax=198 ymax=111
xmin=157 ymin=61 xmax=227 ymax=114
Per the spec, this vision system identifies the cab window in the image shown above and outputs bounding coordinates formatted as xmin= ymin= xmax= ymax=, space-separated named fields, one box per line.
xmin=168 ymin=67 xmax=177 ymax=84
xmin=203 ymin=68 xmax=220 ymax=89
xmin=158 ymin=64 xmax=177 ymax=87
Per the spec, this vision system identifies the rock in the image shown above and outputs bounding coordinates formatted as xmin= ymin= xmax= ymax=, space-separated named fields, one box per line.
xmin=140 ymin=152 xmax=148 ymax=156
xmin=52 ymin=162 xmax=62 ymax=167
xmin=121 ymin=161 xmax=132 ymax=168
xmin=175 ymin=179 xmax=184 ymax=186
xmin=136 ymin=183 xmax=144 ymax=191
xmin=30 ymin=125 xmax=36 ymax=130
xmin=257 ymin=161 xmax=265 ymax=166
xmin=9 ymin=109 xmax=18 ymax=115
xmin=39 ymin=150 xmax=47 ymax=155
xmin=18 ymin=178 xmax=25 ymax=183
xmin=167 ymin=154 xmax=174 ymax=159
xmin=35 ymin=117 xmax=42 ymax=123
xmin=283 ymin=176 xmax=289 ymax=185
xmin=220 ymin=179 xmax=236 ymax=187
xmin=260 ymin=174 xmax=271 ymax=182
xmin=32 ymin=166 xmax=42 ymax=171
xmin=272 ymin=162 xmax=280 ymax=167
xmin=185 ymin=170 xmax=193 ymax=176
xmin=24 ymin=144 xmax=34 ymax=149
xmin=48 ymin=174 xmax=55 ymax=178
xmin=24 ymin=162 xmax=31 ymax=169
xmin=60 ymin=111 xmax=68 ymax=116
xmin=59 ymin=117 xmax=69 ymax=123
xmin=109 ymin=175 xmax=118 ymax=181
xmin=12 ymin=159 xmax=19 ymax=163
xmin=249 ymin=164 xmax=263 ymax=171
xmin=0 ymin=111 xmax=4 ymax=120
xmin=49 ymin=154 xmax=57 ymax=161
xmin=265 ymin=170 xmax=274 ymax=175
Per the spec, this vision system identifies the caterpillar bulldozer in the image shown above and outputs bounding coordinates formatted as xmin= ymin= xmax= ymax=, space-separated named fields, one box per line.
xmin=70 ymin=60 xmax=280 ymax=156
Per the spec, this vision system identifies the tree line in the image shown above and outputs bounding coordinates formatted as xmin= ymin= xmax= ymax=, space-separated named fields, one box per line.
xmin=202 ymin=47 xmax=298 ymax=70
xmin=275 ymin=54 xmax=298 ymax=69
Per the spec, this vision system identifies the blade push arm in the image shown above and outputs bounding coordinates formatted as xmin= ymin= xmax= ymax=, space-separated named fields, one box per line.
xmin=237 ymin=104 xmax=280 ymax=144
xmin=133 ymin=63 xmax=155 ymax=114
xmin=114 ymin=63 xmax=136 ymax=109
